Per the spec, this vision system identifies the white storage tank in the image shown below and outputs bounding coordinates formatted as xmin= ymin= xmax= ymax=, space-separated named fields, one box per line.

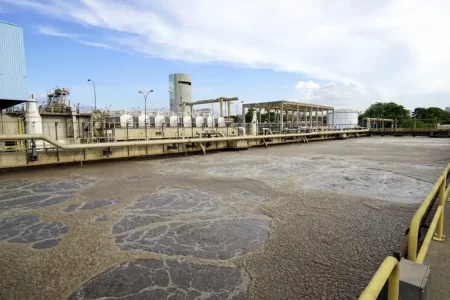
xmin=25 ymin=99 xmax=44 ymax=148
xmin=218 ymin=117 xmax=226 ymax=128
xmin=327 ymin=109 xmax=359 ymax=129
xmin=155 ymin=111 xmax=165 ymax=127
xmin=138 ymin=111 xmax=150 ymax=128
xmin=25 ymin=99 xmax=43 ymax=134
xmin=169 ymin=112 xmax=179 ymax=127
xmin=183 ymin=113 xmax=192 ymax=128
xmin=196 ymin=115 xmax=204 ymax=128
xmin=148 ymin=113 xmax=155 ymax=126
xmin=207 ymin=113 xmax=214 ymax=127
xmin=120 ymin=111 xmax=133 ymax=128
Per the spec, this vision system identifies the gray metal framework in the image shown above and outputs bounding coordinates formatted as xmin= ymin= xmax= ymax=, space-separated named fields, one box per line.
xmin=242 ymin=100 xmax=335 ymax=131
xmin=183 ymin=97 xmax=238 ymax=117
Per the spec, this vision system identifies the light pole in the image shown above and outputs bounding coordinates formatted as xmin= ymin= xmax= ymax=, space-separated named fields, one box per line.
xmin=87 ymin=79 xmax=97 ymax=110
xmin=139 ymin=89 xmax=153 ymax=140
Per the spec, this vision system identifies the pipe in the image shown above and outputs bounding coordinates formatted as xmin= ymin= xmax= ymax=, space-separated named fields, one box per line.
xmin=0 ymin=129 xmax=369 ymax=151
xmin=262 ymin=128 xmax=273 ymax=135
xmin=194 ymin=142 xmax=206 ymax=155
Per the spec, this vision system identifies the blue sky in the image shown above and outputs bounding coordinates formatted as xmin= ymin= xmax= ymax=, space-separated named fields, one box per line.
xmin=1 ymin=0 xmax=450 ymax=112
xmin=0 ymin=3 xmax=304 ymax=112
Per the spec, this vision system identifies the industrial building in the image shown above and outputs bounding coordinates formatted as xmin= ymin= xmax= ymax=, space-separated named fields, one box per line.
xmin=169 ymin=73 xmax=192 ymax=113
xmin=0 ymin=21 xmax=28 ymax=110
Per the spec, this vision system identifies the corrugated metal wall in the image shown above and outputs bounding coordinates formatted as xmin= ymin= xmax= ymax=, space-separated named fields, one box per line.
xmin=0 ymin=21 xmax=28 ymax=101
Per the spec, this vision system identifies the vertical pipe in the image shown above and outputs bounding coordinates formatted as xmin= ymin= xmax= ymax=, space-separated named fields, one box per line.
xmin=435 ymin=176 xmax=446 ymax=240
xmin=90 ymin=115 xmax=94 ymax=140
xmin=321 ymin=109 xmax=324 ymax=128
xmin=242 ymin=106 xmax=246 ymax=130
xmin=315 ymin=107 xmax=318 ymax=128
xmin=305 ymin=108 xmax=308 ymax=127
xmin=0 ymin=112 xmax=3 ymax=134
xmin=55 ymin=122 xmax=59 ymax=162
xmin=220 ymin=98 xmax=223 ymax=117
xmin=280 ymin=102 xmax=284 ymax=132
xmin=307 ymin=107 xmax=310 ymax=127
xmin=388 ymin=262 xmax=400 ymax=300
xmin=297 ymin=105 xmax=299 ymax=126
xmin=332 ymin=110 xmax=335 ymax=128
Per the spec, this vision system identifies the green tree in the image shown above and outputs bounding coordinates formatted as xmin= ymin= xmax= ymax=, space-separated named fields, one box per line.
xmin=362 ymin=102 xmax=410 ymax=119
xmin=245 ymin=108 xmax=258 ymax=123
xmin=411 ymin=107 xmax=450 ymax=125
xmin=400 ymin=119 xmax=429 ymax=129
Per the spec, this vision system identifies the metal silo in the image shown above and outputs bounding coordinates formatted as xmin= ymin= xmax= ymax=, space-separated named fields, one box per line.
xmin=0 ymin=21 xmax=28 ymax=102
xmin=327 ymin=109 xmax=359 ymax=129
xmin=169 ymin=73 xmax=192 ymax=114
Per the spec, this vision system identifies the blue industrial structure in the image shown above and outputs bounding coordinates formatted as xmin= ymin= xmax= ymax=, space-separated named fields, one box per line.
xmin=0 ymin=21 xmax=28 ymax=109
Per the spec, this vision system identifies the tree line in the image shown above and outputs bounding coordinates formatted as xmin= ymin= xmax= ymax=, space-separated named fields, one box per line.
xmin=360 ymin=102 xmax=450 ymax=128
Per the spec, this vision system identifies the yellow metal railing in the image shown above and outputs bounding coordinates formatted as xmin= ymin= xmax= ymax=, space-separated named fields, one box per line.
xmin=360 ymin=163 xmax=449 ymax=299
xmin=408 ymin=163 xmax=449 ymax=262
xmin=359 ymin=256 xmax=399 ymax=300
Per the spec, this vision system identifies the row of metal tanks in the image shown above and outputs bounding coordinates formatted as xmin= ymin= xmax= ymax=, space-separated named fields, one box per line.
xmin=110 ymin=112 xmax=229 ymax=128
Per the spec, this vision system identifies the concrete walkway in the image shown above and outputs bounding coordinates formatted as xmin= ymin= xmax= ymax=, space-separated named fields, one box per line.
xmin=424 ymin=201 xmax=450 ymax=300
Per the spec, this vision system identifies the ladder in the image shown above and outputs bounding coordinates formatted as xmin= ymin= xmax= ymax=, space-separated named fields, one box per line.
xmin=17 ymin=118 xmax=25 ymax=150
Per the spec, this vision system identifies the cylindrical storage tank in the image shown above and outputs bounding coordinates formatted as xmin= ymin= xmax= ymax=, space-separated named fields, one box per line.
xmin=25 ymin=99 xmax=44 ymax=148
xmin=195 ymin=115 xmax=204 ymax=128
xmin=25 ymin=99 xmax=43 ymax=134
xmin=207 ymin=114 xmax=214 ymax=127
xmin=327 ymin=109 xmax=359 ymax=129
xmin=169 ymin=73 xmax=192 ymax=113
xmin=155 ymin=112 xmax=165 ymax=127
xmin=138 ymin=111 xmax=150 ymax=128
xmin=183 ymin=113 xmax=192 ymax=128
xmin=148 ymin=113 xmax=155 ymax=126
xmin=170 ymin=113 xmax=179 ymax=127
xmin=218 ymin=117 xmax=226 ymax=128
xmin=120 ymin=112 xmax=133 ymax=128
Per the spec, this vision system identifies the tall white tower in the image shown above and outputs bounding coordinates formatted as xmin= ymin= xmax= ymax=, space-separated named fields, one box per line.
xmin=169 ymin=73 xmax=192 ymax=113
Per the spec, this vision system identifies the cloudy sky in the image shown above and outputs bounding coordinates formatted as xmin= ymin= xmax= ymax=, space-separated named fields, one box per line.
xmin=1 ymin=0 xmax=449 ymax=112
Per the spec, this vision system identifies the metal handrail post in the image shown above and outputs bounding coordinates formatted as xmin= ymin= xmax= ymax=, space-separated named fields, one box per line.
xmin=359 ymin=256 xmax=399 ymax=300
xmin=434 ymin=174 xmax=447 ymax=241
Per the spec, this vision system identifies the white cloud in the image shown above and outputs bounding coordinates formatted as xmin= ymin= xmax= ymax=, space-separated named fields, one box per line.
xmin=38 ymin=25 xmax=78 ymax=38
xmin=79 ymin=40 xmax=116 ymax=50
xmin=295 ymin=81 xmax=320 ymax=90
xmin=292 ymin=81 xmax=378 ymax=110
xmin=3 ymin=0 xmax=450 ymax=109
